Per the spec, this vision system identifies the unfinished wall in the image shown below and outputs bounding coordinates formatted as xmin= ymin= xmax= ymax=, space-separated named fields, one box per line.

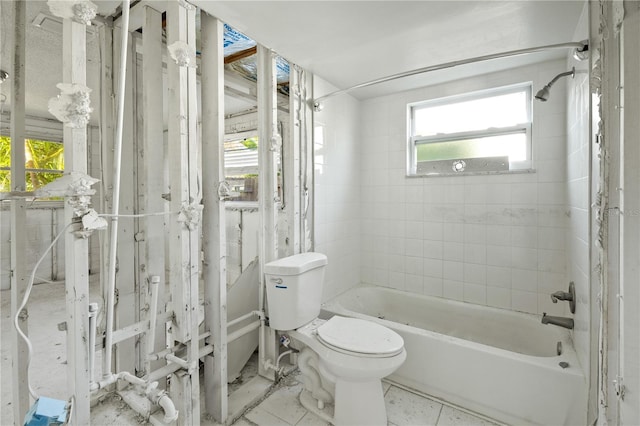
xmin=313 ymin=77 xmax=362 ymax=302
xmin=359 ymin=60 xmax=570 ymax=315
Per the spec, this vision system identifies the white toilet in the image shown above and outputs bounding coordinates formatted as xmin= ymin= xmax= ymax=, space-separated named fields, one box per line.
xmin=265 ymin=253 xmax=406 ymax=426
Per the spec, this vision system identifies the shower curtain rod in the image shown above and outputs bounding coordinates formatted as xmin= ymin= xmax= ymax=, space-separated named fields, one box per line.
xmin=313 ymin=40 xmax=588 ymax=109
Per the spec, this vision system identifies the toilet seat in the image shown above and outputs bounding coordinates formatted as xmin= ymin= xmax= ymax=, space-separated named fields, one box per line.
xmin=316 ymin=316 xmax=404 ymax=358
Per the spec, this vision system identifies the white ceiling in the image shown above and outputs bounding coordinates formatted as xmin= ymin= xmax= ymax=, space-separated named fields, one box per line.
xmin=193 ymin=0 xmax=586 ymax=98
xmin=0 ymin=0 xmax=586 ymax=122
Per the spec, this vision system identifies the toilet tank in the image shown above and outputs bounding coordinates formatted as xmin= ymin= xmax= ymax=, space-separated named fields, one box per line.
xmin=264 ymin=252 xmax=328 ymax=331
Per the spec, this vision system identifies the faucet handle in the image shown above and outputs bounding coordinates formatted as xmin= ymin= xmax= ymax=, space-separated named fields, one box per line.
xmin=549 ymin=282 xmax=576 ymax=313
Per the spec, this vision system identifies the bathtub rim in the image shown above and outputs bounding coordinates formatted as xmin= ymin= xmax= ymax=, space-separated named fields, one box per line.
xmin=321 ymin=284 xmax=583 ymax=370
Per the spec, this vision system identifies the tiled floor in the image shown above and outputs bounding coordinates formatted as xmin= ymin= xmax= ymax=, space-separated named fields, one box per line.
xmin=233 ymin=372 xmax=500 ymax=426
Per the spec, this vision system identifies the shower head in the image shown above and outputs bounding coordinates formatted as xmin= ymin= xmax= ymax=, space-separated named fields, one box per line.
xmin=535 ymin=67 xmax=575 ymax=102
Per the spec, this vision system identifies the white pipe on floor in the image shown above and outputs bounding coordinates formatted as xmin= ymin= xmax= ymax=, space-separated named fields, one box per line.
xmin=103 ymin=0 xmax=131 ymax=378
xmin=92 ymin=372 xmax=178 ymax=423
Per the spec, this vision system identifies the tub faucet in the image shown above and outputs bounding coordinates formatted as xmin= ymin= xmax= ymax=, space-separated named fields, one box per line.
xmin=541 ymin=313 xmax=574 ymax=330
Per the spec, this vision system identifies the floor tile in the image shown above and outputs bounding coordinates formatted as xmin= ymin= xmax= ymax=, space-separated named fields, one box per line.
xmin=385 ymin=386 xmax=442 ymax=426
xmin=245 ymin=406 xmax=292 ymax=426
xmin=295 ymin=411 xmax=331 ymax=425
xmin=231 ymin=418 xmax=255 ymax=426
xmin=256 ymin=378 xmax=307 ymax=425
xmin=437 ymin=405 xmax=499 ymax=426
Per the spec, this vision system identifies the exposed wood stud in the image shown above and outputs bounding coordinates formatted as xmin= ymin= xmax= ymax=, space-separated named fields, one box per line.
xmin=62 ymin=15 xmax=91 ymax=424
xmin=257 ymin=44 xmax=280 ymax=378
xmin=224 ymin=46 xmax=258 ymax=65
xmin=166 ymin=0 xmax=200 ymax=422
xmin=9 ymin=1 xmax=29 ymax=420
xmin=141 ymin=5 xmax=166 ymax=380
xmin=201 ymin=11 xmax=228 ymax=422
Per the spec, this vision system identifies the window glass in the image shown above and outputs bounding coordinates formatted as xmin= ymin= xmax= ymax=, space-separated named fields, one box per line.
xmin=409 ymin=84 xmax=532 ymax=175
xmin=0 ymin=136 xmax=65 ymax=192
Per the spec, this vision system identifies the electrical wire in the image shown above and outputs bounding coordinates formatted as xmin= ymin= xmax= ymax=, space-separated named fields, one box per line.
xmin=13 ymin=221 xmax=73 ymax=400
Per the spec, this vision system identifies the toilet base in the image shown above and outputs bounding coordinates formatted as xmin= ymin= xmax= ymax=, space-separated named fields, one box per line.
xmin=334 ymin=379 xmax=387 ymax=426
xmin=299 ymin=389 xmax=335 ymax=424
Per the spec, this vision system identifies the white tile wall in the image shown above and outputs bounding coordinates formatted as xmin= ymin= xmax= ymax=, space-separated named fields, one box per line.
xmin=359 ymin=59 xmax=572 ymax=315
xmin=566 ymin=56 xmax=591 ymax=376
xmin=313 ymin=77 xmax=362 ymax=301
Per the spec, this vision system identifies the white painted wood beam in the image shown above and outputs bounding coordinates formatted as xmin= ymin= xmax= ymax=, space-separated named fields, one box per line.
xmin=166 ymin=0 xmax=200 ymax=423
xmin=114 ymin=0 xmax=166 ymax=32
xmin=257 ymin=45 xmax=280 ymax=378
xmin=112 ymin=23 xmax=137 ymax=380
xmin=200 ymin=12 xmax=228 ymax=422
xmin=98 ymin=22 xmax=114 ymax=378
xmin=141 ymin=5 xmax=167 ymax=381
xmin=286 ymin=65 xmax=302 ymax=255
xmin=9 ymin=0 xmax=30 ymax=421
xmin=62 ymin=15 xmax=91 ymax=425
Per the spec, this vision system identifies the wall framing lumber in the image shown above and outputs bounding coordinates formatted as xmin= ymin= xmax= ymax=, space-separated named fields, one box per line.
xmin=62 ymin=16 xmax=91 ymax=425
xmin=140 ymin=5 xmax=167 ymax=381
xmin=166 ymin=1 xmax=200 ymax=423
xmin=200 ymin=12 xmax=228 ymax=422
xmin=257 ymin=45 xmax=279 ymax=378
xmin=286 ymin=66 xmax=302 ymax=255
xmin=9 ymin=1 xmax=30 ymax=421
xmin=99 ymin=21 xmax=115 ymax=376
xmin=112 ymin=24 xmax=138 ymax=380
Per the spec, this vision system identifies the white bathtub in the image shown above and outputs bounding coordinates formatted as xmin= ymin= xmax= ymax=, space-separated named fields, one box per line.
xmin=321 ymin=286 xmax=587 ymax=426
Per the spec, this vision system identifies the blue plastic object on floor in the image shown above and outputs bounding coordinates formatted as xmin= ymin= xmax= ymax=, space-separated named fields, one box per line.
xmin=23 ymin=397 xmax=68 ymax=426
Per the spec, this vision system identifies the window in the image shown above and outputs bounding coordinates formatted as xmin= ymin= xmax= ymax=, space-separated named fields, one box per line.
xmin=408 ymin=84 xmax=532 ymax=175
xmin=0 ymin=136 xmax=65 ymax=192
xmin=224 ymin=134 xmax=259 ymax=201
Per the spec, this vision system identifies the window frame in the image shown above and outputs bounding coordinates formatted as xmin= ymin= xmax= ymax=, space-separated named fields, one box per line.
xmin=407 ymin=83 xmax=533 ymax=176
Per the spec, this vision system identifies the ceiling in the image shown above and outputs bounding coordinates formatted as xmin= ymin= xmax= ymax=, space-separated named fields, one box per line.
xmin=193 ymin=0 xmax=587 ymax=98
xmin=0 ymin=0 xmax=586 ymax=122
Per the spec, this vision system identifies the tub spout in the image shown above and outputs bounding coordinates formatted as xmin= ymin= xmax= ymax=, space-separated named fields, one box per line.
xmin=541 ymin=313 xmax=574 ymax=330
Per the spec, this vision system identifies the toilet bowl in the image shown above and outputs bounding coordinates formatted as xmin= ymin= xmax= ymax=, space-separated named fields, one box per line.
xmin=264 ymin=253 xmax=406 ymax=425
xmin=287 ymin=317 xmax=406 ymax=425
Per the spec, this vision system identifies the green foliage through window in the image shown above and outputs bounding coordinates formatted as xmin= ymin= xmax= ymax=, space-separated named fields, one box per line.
xmin=0 ymin=136 xmax=65 ymax=192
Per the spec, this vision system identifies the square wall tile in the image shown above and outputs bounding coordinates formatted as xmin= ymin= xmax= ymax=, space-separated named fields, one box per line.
xmin=443 ymin=280 xmax=464 ymax=301
xmin=464 ymin=263 xmax=486 ymax=285
xmin=487 ymin=286 xmax=511 ymax=310
xmin=443 ymin=261 xmax=464 ymax=281
xmin=486 ymin=266 xmax=511 ymax=288
xmin=464 ymin=283 xmax=487 ymax=305
xmin=444 ymin=223 xmax=464 ymax=242
xmin=424 ymin=276 xmax=444 ymax=297
xmin=512 ymin=290 xmax=538 ymax=314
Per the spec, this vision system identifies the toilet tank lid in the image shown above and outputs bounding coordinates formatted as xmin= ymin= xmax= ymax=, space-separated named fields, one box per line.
xmin=264 ymin=252 xmax=328 ymax=275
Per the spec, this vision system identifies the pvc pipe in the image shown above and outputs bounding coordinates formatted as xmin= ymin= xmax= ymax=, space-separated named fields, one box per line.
xmin=88 ymin=303 xmax=99 ymax=383
xmin=147 ymin=276 xmax=160 ymax=356
xmin=103 ymin=0 xmax=131 ymax=378
xmin=148 ymin=345 xmax=214 ymax=383
xmin=227 ymin=320 xmax=261 ymax=344
xmin=165 ymin=353 xmax=190 ymax=370
xmin=157 ymin=393 xmax=179 ymax=423
xmin=227 ymin=310 xmax=261 ymax=328
xmin=93 ymin=372 xmax=178 ymax=423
